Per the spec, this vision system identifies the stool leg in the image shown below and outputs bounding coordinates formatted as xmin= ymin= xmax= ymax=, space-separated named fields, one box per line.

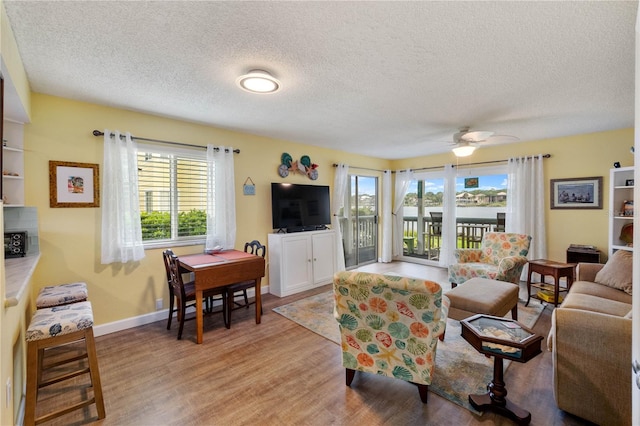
xmin=36 ymin=348 xmax=45 ymax=388
xmin=511 ymin=304 xmax=518 ymax=321
xmin=25 ymin=341 xmax=40 ymax=426
xmin=85 ymin=328 xmax=106 ymax=419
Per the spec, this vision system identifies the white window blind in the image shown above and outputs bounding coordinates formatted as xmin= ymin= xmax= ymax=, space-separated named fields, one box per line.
xmin=137 ymin=143 xmax=208 ymax=243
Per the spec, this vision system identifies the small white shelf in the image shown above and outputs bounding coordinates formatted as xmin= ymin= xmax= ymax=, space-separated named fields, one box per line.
xmin=609 ymin=166 xmax=635 ymax=257
xmin=2 ymin=146 xmax=22 ymax=153
xmin=2 ymin=119 xmax=25 ymax=206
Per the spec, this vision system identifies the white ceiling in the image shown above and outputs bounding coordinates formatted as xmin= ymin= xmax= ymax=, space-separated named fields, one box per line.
xmin=3 ymin=1 xmax=637 ymax=160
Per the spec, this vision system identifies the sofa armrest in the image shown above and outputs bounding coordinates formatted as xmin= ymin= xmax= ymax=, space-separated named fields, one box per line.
xmin=576 ymin=262 xmax=604 ymax=282
xmin=549 ymin=307 xmax=631 ymax=425
xmin=454 ymin=249 xmax=483 ymax=263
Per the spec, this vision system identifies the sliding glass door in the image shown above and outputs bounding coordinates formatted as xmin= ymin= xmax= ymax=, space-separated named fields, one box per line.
xmin=343 ymin=175 xmax=378 ymax=268
xmin=402 ymin=171 xmax=444 ymax=264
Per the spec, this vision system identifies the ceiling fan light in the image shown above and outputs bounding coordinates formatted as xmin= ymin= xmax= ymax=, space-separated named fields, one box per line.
xmin=236 ymin=70 xmax=280 ymax=94
xmin=452 ymin=144 xmax=476 ymax=157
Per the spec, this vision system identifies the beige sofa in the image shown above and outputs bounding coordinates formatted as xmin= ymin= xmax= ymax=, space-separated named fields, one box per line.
xmin=548 ymin=260 xmax=632 ymax=426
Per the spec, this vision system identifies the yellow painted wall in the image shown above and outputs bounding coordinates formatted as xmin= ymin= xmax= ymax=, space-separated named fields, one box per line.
xmin=24 ymin=93 xmax=389 ymax=326
xmin=391 ymin=128 xmax=634 ymax=262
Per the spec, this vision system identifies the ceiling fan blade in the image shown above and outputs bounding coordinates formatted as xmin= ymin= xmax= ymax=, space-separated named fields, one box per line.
xmin=461 ymin=130 xmax=494 ymax=142
xmin=487 ymin=134 xmax=520 ymax=144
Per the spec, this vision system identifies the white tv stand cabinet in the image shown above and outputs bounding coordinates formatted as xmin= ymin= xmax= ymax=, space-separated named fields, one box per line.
xmin=268 ymin=229 xmax=336 ymax=297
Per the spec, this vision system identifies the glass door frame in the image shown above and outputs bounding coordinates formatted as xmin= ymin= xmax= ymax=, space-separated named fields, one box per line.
xmin=343 ymin=174 xmax=378 ymax=269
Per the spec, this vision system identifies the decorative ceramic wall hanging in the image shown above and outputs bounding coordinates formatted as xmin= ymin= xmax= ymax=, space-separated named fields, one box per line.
xmin=278 ymin=153 xmax=319 ymax=180
xmin=243 ymin=177 xmax=256 ymax=195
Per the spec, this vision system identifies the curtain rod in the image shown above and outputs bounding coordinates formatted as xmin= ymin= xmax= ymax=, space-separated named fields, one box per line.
xmin=332 ymin=164 xmax=389 ymax=173
xmin=409 ymin=154 xmax=551 ymax=172
xmin=333 ymin=154 xmax=550 ymax=174
xmin=92 ymin=130 xmax=240 ymax=154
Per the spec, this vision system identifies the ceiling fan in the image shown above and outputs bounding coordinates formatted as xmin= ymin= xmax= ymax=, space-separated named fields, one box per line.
xmin=450 ymin=127 xmax=516 ymax=157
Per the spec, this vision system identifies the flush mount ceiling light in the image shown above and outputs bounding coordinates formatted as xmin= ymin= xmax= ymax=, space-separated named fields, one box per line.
xmin=452 ymin=142 xmax=477 ymax=157
xmin=236 ymin=70 xmax=280 ymax=94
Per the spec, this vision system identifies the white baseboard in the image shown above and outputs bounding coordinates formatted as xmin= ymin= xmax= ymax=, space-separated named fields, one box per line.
xmin=93 ymin=285 xmax=269 ymax=337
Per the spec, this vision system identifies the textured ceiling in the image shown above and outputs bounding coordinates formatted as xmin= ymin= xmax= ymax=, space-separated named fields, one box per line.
xmin=3 ymin=1 xmax=637 ymax=160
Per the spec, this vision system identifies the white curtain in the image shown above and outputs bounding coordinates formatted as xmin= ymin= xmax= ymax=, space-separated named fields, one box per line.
xmin=507 ymin=155 xmax=547 ymax=264
xmin=439 ymin=164 xmax=457 ymax=267
xmin=332 ymin=163 xmax=349 ymax=271
xmin=381 ymin=170 xmax=393 ymax=262
xmin=101 ymin=130 xmax=145 ymax=264
xmin=205 ymin=145 xmax=236 ymax=251
xmin=392 ymin=170 xmax=414 ymax=257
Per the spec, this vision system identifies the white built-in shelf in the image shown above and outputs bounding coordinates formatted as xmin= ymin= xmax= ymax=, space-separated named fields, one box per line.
xmin=608 ymin=166 xmax=635 ymax=257
xmin=2 ymin=119 xmax=25 ymax=206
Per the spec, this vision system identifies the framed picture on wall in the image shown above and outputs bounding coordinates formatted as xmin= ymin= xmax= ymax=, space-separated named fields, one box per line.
xmin=49 ymin=161 xmax=100 ymax=207
xmin=464 ymin=177 xmax=479 ymax=189
xmin=550 ymin=176 xmax=602 ymax=209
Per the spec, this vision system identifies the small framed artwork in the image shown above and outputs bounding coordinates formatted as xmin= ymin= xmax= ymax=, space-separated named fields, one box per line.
xmin=626 ymin=179 xmax=634 ymax=187
xmin=49 ymin=161 xmax=100 ymax=208
xmin=464 ymin=177 xmax=479 ymax=189
xmin=550 ymin=176 xmax=602 ymax=209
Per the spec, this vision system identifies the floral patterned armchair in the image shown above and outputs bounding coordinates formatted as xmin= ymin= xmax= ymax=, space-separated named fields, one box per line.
xmin=448 ymin=232 xmax=531 ymax=287
xmin=333 ymin=271 xmax=449 ymax=403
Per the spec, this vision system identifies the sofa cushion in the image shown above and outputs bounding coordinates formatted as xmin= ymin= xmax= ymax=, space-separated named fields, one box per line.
xmin=594 ymin=250 xmax=633 ymax=295
xmin=560 ymin=292 xmax=631 ymax=317
xmin=569 ymin=281 xmax=633 ymax=304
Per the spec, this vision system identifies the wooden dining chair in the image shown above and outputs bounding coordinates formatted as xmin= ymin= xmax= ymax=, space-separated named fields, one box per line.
xmin=495 ymin=212 xmax=506 ymax=232
xmin=226 ymin=240 xmax=266 ymax=327
xmin=163 ymin=249 xmax=228 ymax=339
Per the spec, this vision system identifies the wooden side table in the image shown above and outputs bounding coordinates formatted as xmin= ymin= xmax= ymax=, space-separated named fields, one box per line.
xmin=461 ymin=314 xmax=543 ymax=425
xmin=525 ymin=259 xmax=576 ymax=307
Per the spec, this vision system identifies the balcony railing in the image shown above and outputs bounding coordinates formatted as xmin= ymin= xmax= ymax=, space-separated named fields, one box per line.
xmin=337 ymin=215 xmax=500 ymax=263
xmin=339 ymin=215 xmax=376 ymax=251
xmin=403 ymin=216 xmax=498 ymax=260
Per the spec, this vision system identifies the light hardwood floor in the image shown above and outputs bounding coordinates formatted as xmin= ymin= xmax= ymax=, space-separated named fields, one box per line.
xmin=33 ymin=262 xmax=593 ymax=426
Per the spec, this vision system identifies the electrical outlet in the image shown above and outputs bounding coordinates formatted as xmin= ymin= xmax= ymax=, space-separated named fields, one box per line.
xmin=6 ymin=378 xmax=11 ymax=408
xmin=155 ymin=299 xmax=163 ymax=310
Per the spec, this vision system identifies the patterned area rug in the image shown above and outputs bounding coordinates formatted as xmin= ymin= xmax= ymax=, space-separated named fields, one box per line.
xmin=273 ymin=290 xmax=544 ymax=413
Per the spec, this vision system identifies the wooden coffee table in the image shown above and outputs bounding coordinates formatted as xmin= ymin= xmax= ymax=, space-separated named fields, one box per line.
xmin=461 ymin=314 xmax=543 ymax=425
xmin=525 ymin=259 xmax=576 ymax=307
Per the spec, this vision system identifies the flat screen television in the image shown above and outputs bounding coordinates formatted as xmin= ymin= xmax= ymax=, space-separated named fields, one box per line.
xmin=271 ymin=183 xmax=331 ymax=232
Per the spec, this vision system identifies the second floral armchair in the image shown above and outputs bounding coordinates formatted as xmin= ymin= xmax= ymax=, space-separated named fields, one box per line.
xmin=448 ymin=232 xmax=532 ymax=287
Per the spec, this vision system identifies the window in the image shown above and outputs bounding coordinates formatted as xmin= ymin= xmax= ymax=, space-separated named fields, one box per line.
xmin=137 ymin=143 xmax=208 ymax=244
xmin=401 ymin=165 xmax=507 ymax=261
